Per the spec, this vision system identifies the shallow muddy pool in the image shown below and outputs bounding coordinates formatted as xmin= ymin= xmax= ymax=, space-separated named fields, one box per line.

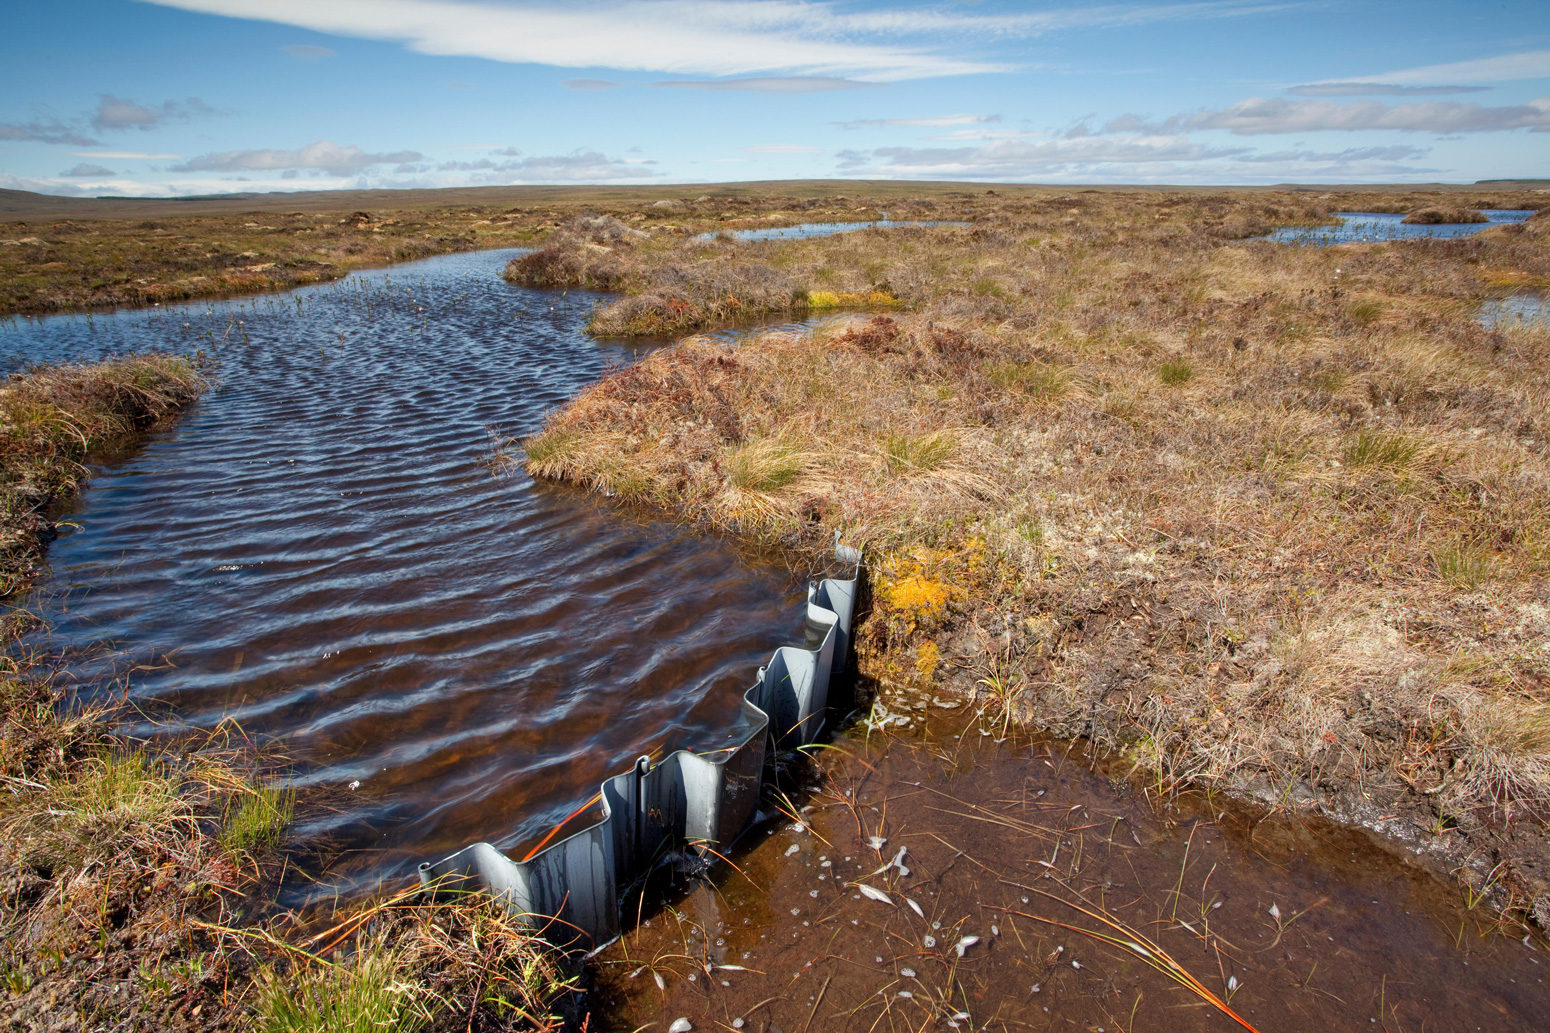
xmin=593 ymin=713 xmax=1549 ymax=1031
xmin=0 ymin=250 xmax=814 ymax=904
xmin=1268 ymin=210 xmax=1534 ymax=245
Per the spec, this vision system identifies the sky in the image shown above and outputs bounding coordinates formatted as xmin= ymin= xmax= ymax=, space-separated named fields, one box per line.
xmin=1 ymin=0 xmax=1547 ymax=196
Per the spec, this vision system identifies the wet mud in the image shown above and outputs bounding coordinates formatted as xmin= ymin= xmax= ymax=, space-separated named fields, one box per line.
xmin=593 ymin=712 xmax=1549 ymax=1032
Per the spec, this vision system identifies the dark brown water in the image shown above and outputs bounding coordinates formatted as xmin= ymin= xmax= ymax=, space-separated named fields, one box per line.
xmin=1 ymin=251 xmax=807 ymax=903
xmin=595 ymin=713 xmax=1550 ymax=1031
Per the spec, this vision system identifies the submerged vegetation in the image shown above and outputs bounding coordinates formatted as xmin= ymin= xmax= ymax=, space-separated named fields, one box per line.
xmin=524 ymin=187 xmax=1550 ymax=926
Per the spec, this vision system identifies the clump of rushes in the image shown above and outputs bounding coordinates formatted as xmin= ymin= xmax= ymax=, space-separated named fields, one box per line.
xmin=1157 ymin=356 xmax=1194 ymax=385
xmin=0 ymin=354 xmax=209 ymax=595
xmin=525 ymin=186 xmax=1550 ymax=927
xmin=1342 ymin=429 xmax=1423 ymax=473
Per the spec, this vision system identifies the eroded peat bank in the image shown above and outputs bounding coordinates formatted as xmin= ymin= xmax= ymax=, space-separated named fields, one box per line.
xmin=519 ymin=187 xmax=1550 ymax=985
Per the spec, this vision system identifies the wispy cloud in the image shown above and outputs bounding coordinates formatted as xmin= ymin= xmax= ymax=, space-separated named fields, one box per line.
xmin=62 ymin=162 xmax=116 ymax=177
xmin=135 ymin=0 xmax=1002 ymax=81
xmin=564 ymin=78 xmax=620 ymax=90
xmin=70 ymin=150 xmax=180 ymax=159
xmin=836 ymin=135 xmax=1437 ymax=182
xmin=93 ymin=94 xmax=214 ymax=131
xmin=437 ymin=149 xmax=654 ymax=182
xmin=1323 ymin=49 xmax=1550 ymax=87
xmin=742 ymin=143 xmax=827 ymax=153
xmin=1111 ymin=96 xmax=1550 ymax=134
xmin=1236 ymin=144 xmax=1430 ymax=163
xmin=134 ymin=0 xmax=1291 ymax=82
xmin=0 ymin=118 xmax=100 ymax=147
xmin=837 ymin=134 xmax=1245 ymax=177
xmin=1286 ymin=82 xmax=1491 ymax=97
xmin=281 ymin=43 xmax=337 ymax=59
xmin=834 ymin=113 xmax=1001 ymax=129
xmin=653 ymin=76 xmax=874 ymax=92
xmin=170 ymin=139 xmax=424 ymax=174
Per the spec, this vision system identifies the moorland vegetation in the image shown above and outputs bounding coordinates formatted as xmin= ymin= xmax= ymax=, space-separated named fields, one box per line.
xmin=519 ymin=188 xmax=1550 ymax=925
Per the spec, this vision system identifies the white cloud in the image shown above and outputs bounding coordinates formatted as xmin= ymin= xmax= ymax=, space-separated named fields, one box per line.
xmin=0 ymin=173 xmax=99 ymax=196
xmin=134 ymin=0 xmax=1290 ymax=82
xmin=652 ymin=76 xmax=873 ymax=92
xmin=0 ymin=118 xmax=99 ymax=147
xmin=1286 ymin=83 xmax=1491 ymax=97
xmin=834 ymin=135 xmax=1439 ymax=183
xmin=170 ymin=139 xmax=425 ymax=173
xmin=834 ymin=113 xmax=1001 ymax=129
xmin=1236 ymin=144 xmax=1429 ymax=163
xmin=435 ymin=149 xmax=654 ymax=182
xmin=1329 ymin=49 xmax=1550 ymax=87
xmin=135 ymin=0 xmax=1001 ymax=80
xmin=1162 ymin=96 xmax=1550 ymax=134
xmin=837 ymin=134 xmax=1245 ymax=178
xmin=70 ymin=150 xmax=180 ymax=159
xmin=741 ymin=143 xmax=827 ymax=153
xmin=62 ymin=162 xmax=116 ymax=177
xmin=93 ymin=94 xmax=214 ymax=131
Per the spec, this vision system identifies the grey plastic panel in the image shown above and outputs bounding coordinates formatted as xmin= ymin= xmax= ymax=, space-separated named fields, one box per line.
xmin=419 ymin=542 xmax=862 ymax=952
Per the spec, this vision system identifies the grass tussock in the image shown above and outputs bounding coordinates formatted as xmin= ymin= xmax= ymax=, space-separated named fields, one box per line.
xmin=1403 ymin=207 xmax=1488 ymax=225
xmin=0 ymin=354 xmax=209 ymax=595
xmin=523 ymin=186 xmax=1550 ymax=923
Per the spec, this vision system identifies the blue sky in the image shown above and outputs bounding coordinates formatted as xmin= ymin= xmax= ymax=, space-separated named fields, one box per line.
xmin=2 ymin=0 xmax=1547 ymax=195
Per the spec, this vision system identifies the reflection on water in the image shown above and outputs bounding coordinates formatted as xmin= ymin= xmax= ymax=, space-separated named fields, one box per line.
xmin=1 ymin=250 xmax=807 ymax=903
xmin=1269 ymin=209 xmax=1535 ymax=244
xmin=699 ymin=219 xmax=970 ymax=242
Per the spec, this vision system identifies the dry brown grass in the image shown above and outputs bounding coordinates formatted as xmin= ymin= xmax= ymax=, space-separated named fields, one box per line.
xmin=0 ymin=354 xmax=210 ymax=595
xmin=524 ymin=187 xmax=1550 ymax=919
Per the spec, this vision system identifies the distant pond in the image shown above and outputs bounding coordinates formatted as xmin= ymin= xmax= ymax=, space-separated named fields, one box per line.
xmin=1269 ymin=209 xmax=1536 ymax=244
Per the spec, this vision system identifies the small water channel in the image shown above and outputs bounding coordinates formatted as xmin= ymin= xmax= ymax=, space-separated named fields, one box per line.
xmin=2 ymin=250 xmax=811 ymax=904
xmin=1268 ymin=209 xmax=1535 ymax=244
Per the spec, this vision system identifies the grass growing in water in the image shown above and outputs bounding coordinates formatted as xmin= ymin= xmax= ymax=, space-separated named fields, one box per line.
xmin=222 ymin=781 xmax=296 ymax=856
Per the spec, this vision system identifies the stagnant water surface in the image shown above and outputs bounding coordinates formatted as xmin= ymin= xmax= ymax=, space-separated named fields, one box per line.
xmin=1 ymin=250 xmax=808 ymax=902
xmin=596 ymin=715 xmax=1550 ymax=1031
xmin=701 ymin=219 xmax=970 ymax=242
xmin=1268 ymin=209 xmax=1535 ymax=245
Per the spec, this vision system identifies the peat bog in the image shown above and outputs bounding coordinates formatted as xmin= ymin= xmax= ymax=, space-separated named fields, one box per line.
xmin=4 ymin=184 xmax=1550 ymax=1030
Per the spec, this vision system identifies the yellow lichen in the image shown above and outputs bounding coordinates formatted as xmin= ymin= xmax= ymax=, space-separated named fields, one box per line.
xmin=882 ymin=575 xmax=950 ymax=615
xmin=915 ymin=640 xmax=940 ymax=681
